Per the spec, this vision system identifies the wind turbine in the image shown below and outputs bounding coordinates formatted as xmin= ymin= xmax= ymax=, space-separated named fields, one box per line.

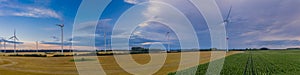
xmin=68 ymin=38 xmax=73 ymax=52
xmin=1 ymin=38 xmax=7 ymax=51
xmin=4 ymin=40 xmax=6 ymax=51
xmin=165 ymin=32 xmax=170 ymax=52
xmin=0 ymin=37 xmax=3 ymax=52
xmin=9 ymin=29 xmax=19 ymax=54
xmin=36 ymin=41 xmax=39 ymax=52
xmin=104 ymin=26 xmax=107 ymax=52
xmin=56 ymin=24 xmax=64 ymax=54
xmin=223 ymin=6 xmax=232 ymax=52
xmin=1 ymin=38 xmax=7 ymax=52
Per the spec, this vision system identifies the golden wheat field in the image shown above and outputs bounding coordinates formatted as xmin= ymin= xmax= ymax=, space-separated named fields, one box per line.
xmin=0 ymin=51 xmax=242 ymax=75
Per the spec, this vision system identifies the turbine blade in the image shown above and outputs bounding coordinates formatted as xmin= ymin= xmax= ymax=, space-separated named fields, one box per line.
xmin=165 ymin=32 xmax=170 ymax=41
xmin=15 ymin=36 xmax=19 ymax=41
xmin=225 ymin=6 xmax=232 ymax=21
xmin=9 ymin=36 xmax=14 ymax=39
xmin=14 ymin=29 xmax=16 ymax=36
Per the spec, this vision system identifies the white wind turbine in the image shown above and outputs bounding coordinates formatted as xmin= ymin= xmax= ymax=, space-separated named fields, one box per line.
xmin=0 ymin=38 xmax=7 ymax=51
xmin=9 ymin=29 xmax=19 ymax=54
xmin=0 ymin=37 xmax=4 ymax=52
xmin=36 ymin=41 xmax=39 ymax=52
xmin=103 ymin=26 xmax=107 ymax=52
xmin=67 ymin=38 xmax=73 ymax=51
xmin=165 ymin=32 xmax=170 ymax=52
xmin=223 ymin=6 xmax=233 ymax=52
xmin=56 ymin=24 xmax=64 ymax=54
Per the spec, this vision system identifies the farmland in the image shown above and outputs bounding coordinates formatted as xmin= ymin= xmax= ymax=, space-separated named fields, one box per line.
xmin=169 ymin=50 xmax=300 ymax=75
xmin=0 ymin=51 xmax=241 ymax=75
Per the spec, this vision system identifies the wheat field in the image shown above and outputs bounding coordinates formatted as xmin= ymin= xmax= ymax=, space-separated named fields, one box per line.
xmin=0 ymin=51 xmax=242 ymax=75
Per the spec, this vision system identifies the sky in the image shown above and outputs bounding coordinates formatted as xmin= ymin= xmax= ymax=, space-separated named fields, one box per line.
xmin=1 ymin=0 xmax=300 ymax=50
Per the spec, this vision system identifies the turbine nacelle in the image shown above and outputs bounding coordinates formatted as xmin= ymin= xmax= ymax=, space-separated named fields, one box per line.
xmin=56 ymin=24 xmax=64 ymax=27
xmin=9 ymin=29 xmax=19 ymax=41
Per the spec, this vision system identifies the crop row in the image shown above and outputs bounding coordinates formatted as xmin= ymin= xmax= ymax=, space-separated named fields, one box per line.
xmin=169 ymin=50 xmax=300 ymax=75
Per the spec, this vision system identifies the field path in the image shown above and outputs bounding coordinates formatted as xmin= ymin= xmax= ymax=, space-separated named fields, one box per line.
xmin=0 ymin=59 xmax=18 ymax=67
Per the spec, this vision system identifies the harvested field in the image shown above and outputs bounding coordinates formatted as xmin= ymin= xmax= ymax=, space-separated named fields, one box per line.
xmin=0 ymin=51 xmax=242 ymax=75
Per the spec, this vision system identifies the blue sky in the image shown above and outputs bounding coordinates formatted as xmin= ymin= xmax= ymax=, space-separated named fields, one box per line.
xmin=1 ymin=0 xmax=300 ymax=50
xmin=0 ymin=0 xmax=81 ymax=49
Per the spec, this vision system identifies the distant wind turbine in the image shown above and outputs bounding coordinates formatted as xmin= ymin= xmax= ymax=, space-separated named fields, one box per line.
xmin=1 ymin=38 xmax=7 ymax=51
xmin=0 ymin=40 xmax=1 ymax=52
xmin=9 ymin=29 xmax=19 ymax=54
xmin=56 ymin=24 xmax=64 ymax=54
xmin=165 ymin=32 xmax=170 ymax=52
xmin=223 ymin=6 xmax=233 ymax=52
xmin=1 ymin=38 xmax=7 ymax=52
xmin=68 ymin=38 xmax=73 ymax=51
xmin=0 ymin=37 xmax=3 ymax=48
xmin=36 ymin=41 xmax=39 ymax=52
xmin=0 ymin=37 xmax=4 ymax=52
xmin=104 ymin=27 xmax=107 ymax=52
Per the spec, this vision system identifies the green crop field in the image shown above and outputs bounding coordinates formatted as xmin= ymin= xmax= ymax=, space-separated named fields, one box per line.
xmin=169 ymin=50 xmax=300 ymax=75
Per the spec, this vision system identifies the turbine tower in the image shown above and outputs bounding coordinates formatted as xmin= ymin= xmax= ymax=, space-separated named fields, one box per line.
xmin=56 ymin=24 xmax=64 ymax=54
xmin=4 ymin=41 xmax=6 ymax=51
xmin=2 ymin=38 xmax=7 ymax=52
xmin=165 ymin=32 xmax=170 ymax=52
xmin=0 ymin=37 xmax=3 ymax=52
xmin=68 ymin=38 xmax=72 ymax=51
xmin=104 ymin=27 xmax=107 ymax=52
xmin=9 ymin=29 xmax=19 ymax=54
xmin=36 ymin=41 xmax=39 ymax=52
xmin=1 ymin=38 xmax=7 ymax=51
xmin=223 ymin=6 xmax=232 ymax=52
xmin=0 ymin=37 xmax=3 ymax=49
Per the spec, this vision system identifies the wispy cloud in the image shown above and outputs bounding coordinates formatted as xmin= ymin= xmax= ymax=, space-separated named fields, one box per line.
xmin=122 ymin=0 xmax=300 ymax=49
xmin=0 ymin=38 xmax=23 ymax=44
xmin=221 ymin=0 xmax=300 ymax=48
xmin=74 ymin=19 xmax=112 ymax=37
xmin=40 ymin=36 xmax=73 ymax=46
xmin=124 ymin=0 xmax=148 ymax=4
xmin=0 ymin=0 xmax=62 ymax=20
xmin=12 ymin=7 xmax=62 ymax=19
xmin=40 ymin=41 xmax=71 ymax=46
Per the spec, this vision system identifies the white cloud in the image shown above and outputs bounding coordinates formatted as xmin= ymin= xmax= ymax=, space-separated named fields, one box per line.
xmin=124 ymin=0 xmax=149 ymax=4
xmin=13 ymin=7 xmax=62 ymax=19
xmin=219 ymin=0 xmax=300 ymax=48
xmin=0 ymin=1 xmax=62 ymax=20
xmin=121 ymin=0 xmax=300 ymax=49
xmin=141 ymin=42 xmax=166 ymax=45
xmin=115 ymin=0 xmax=201 ymax=49
xmin=73 ymin=19 xmax=112 ymax=38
